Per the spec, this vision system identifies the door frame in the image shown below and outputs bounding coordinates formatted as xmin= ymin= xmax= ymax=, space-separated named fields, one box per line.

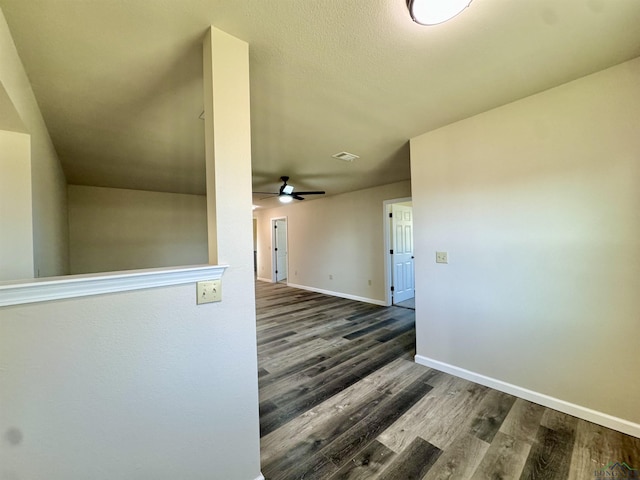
xmin=271 ymin=216 xmax=288 ymax=283
xmin=383 ymin=197 xmax=412 ymax=306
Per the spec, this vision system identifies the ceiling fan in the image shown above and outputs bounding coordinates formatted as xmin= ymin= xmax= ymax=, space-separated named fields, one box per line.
xmin=254 ymin=176 xmax=326 ymax=203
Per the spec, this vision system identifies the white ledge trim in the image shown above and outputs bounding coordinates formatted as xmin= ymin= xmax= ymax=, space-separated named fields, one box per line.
xmin=0 ymin=265 xmax=228 ymax=307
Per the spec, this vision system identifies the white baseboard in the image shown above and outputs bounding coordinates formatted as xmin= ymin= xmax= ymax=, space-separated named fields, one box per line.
xmin=286 ymin=282 xmax=387 ymax=306
xmin=254 ymin=474 xmax=265 ymax=480
xmin=256 ymin=277 xmax=272 ymax=283
xmin=415 ymin=354 xmax=640 ymax=439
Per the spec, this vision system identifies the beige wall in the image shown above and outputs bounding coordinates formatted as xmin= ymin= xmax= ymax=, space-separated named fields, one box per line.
xmin=255 ymin=181 xmax=411 ymax=303
xmin=0 ymin=281 xmax=260 ymax=480
xmin=0 ymin=130 xmax=33 ymax=281
xmin=1 ymin=26 xmax=261 ymax=480
xmin=68 ymin=185 xmax=208 ymax=274
xmin=410 ymin=58 xmax=640 ymax=426
xmin=0 ymin=9 xmax=68 ymax=277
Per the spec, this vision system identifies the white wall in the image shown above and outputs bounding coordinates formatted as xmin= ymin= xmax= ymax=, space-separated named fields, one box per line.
xmin=1 ymin=24 xmax=261 ymax=480
xmin=68 ymin=185 xmax=208 ymax=274
xmin=0 ymin=280 xmax=260 ymax=480
xmin=411 ymin=58 xmax=640 ymax=430
xmin=0 ymin=9 xmax=69 ymax=277
xmin=255 ymin=181 xmax=411 ymax=303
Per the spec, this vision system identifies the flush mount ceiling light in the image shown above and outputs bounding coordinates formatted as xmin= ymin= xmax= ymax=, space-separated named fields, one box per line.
xmin=407 ymin=0 xmax=472 ymax=25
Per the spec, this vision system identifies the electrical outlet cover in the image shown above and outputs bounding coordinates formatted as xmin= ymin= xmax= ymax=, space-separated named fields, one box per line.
xmin=436 ymin=251 xmax=448 ymax=264
xmin=197 ymin=280 xmax=222 ymax=304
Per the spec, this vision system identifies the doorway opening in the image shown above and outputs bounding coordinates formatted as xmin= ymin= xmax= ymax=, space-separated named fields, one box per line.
xmin=253 ymin=218 xmax=258 ymax=274
xmin=271 ymin=217 xmax=288 ymax=283
xmin=383 ymin=198 xmax=415 ymax=308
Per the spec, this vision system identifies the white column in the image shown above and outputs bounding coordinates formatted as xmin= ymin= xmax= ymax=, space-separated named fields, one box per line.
xmin=203 ymin=27 xmax=254 ymax=267
xmin=0 ymin=129 xmax=33 ymax=280
xmin=202 ymin=27 xmax=262 ymax=478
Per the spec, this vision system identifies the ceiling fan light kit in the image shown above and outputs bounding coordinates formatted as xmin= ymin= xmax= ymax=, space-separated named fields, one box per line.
xmin=254 ymin=176 xmax=326 ymax=203
xmin=407 ymin=0 xmax=472 ymax=25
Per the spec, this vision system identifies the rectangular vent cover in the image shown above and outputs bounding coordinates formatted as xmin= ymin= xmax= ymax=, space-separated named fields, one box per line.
xmin=332 ymin=151 xmax=359 ymax=162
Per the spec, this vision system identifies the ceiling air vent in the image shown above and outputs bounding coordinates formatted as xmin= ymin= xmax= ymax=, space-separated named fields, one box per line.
xmin=332 ymin=151 xmax=359 ymax=162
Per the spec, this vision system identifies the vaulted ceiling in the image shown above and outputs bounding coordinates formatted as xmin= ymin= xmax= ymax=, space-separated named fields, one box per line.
xmin=2 ymin=0 xmax=639 ymax=205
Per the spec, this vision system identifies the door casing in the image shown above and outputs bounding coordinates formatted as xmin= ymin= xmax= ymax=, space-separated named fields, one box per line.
xmin=383 ymin=197 xmax=414 ymax=306
xmin=271 ymin=216 xmax=288 ymax=283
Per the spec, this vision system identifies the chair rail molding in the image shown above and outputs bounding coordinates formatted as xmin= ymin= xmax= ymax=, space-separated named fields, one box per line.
xmin=0 ymin=264 xmax=228 ymax=307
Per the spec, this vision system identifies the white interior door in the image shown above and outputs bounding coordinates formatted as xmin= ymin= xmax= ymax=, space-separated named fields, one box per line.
xmin=274 ymin=219 xmax=288 ymax=282
xmin=391 ymin=204 xmax=414 ymax=303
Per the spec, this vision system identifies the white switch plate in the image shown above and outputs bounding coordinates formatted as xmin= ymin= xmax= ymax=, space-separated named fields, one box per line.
xmin=197 ymin=280 xmax=222 ymax=304
xmin=436 ymin=251 xmax=448 ymax=264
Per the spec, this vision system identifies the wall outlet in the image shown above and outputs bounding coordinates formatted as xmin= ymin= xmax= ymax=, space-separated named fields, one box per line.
xmin=329 ymin=274 xmax=333 ymax=280
xmin=436 ymin=251 xmax=449 ymax=264
xmin=197 ymin=280 xmax=222 ymax=304
xmin=368 ymin=279 xmax=372 ymax=286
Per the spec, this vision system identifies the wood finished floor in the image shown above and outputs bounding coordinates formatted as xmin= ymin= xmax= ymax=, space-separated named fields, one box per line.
xmin=257 ymin=281 xmax=640 ymax=480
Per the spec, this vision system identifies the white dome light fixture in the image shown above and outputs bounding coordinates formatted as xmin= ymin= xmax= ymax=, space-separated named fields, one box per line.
xmin=407 ymin=0 xmax=472 ymax=26
xmin=279 ymin=195 xmax=293 ymax=204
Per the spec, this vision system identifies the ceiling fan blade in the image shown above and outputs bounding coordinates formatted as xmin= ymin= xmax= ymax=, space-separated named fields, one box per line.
xmin=294 ymin=191 xmax=325 ymax=195
xmin=258 ymin=176 xmax=324 ymax=201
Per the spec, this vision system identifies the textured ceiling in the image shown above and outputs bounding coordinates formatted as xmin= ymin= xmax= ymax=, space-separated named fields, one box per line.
xmin=1 ymin=0 xmax=640 ymax=204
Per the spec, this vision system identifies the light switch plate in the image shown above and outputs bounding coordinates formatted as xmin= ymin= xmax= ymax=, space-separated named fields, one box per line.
xmin=436 ymin=251 xmax=448 ymax=264
xmin=197 ymin=280 xmax=222 ymax=304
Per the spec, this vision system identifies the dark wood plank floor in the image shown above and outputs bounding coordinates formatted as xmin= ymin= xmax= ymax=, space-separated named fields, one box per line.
xmin=256 ymin=281 xmax=640 ymax=480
